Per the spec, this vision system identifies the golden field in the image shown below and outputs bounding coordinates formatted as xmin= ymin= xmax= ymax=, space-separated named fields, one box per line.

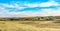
xmin=0 ymin=21 xmax=60 ymax=31
xmin=0 ymin=16 xmax=60 ymax=31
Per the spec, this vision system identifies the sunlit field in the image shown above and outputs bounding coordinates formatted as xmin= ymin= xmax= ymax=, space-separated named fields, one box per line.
xmin=0 ymin=21 xmax=60 ymax=31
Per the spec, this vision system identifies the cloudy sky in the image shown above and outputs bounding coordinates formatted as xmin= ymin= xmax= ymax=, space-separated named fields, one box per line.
xmin=0 ymin=0 xmax=60 ymax=17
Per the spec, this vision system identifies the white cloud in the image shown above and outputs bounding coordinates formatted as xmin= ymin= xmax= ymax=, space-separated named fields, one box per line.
xmin=0 ymin=8 xmax=59 ymax=17
xmin=0 ymin=3 xmax=26 ymax=10
xmin=0 ymin=8 xmax=60 ymax=17
xmin=0 ymin=3 xmax=27 ymax=17
xmin=24 ymin=0 xmax=60 ymax=7
xmin=39 ymin=2 xmax=53 ymax=7
xmin=0 ymin=6 xmax=8 ymax=14
xmin=40 ymin=9 xmax=60 ymax=16
xmin=24 ymin=3 xmax=39 ymax=8
xmin=39 ymin=0 xmax=60 ymax=7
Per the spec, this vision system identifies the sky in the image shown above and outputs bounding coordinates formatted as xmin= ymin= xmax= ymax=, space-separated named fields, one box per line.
xmin=0 ymin=0 xmax=60 ymax=17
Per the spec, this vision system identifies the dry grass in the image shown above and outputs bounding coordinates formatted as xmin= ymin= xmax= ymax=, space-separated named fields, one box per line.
xmin=0 ymin=21 xmax=60 ymax=31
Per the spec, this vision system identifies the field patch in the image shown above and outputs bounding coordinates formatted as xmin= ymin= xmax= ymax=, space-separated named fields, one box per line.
xmin=0 ymin=21 xmax=60 ymax=31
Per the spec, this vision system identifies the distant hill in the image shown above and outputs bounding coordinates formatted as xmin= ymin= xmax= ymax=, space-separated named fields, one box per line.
xmin=0 ymin=16 xmax=60 ymax=21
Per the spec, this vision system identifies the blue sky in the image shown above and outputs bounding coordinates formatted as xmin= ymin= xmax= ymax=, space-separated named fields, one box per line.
xmin=0 ymin=0 xmax=60 ymax=17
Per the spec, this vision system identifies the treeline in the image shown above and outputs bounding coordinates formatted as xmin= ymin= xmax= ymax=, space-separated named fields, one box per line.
xmin=0 ymin=16 xmax=56 ymax=21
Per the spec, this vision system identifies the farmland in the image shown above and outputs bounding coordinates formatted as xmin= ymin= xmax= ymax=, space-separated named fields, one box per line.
xmin=0 ymin=16 xmax=60 ymax=31
xmin=0 ymin=21 xmax=60 ymax=31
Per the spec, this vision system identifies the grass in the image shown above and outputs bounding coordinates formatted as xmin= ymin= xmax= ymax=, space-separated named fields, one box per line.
xmin=0 ymin=21 xmax=60 ymax=31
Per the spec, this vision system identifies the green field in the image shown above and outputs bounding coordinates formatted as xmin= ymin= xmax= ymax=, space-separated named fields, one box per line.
xmin=0 ymin=21 xmax=60 ymax=31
